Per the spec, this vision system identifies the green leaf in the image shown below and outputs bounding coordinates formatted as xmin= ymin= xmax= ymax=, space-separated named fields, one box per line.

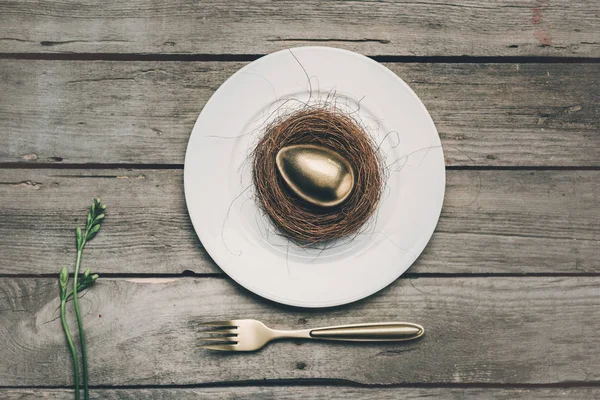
xmin=86 ymin=223 xmax=101 ymax=240
xmin=93 ymin=213 xmax=105 ymax=224
xmin=90 ymin=201 xmax=96 ymax=217
xmin=75 ymin=226 xmax=83 ymax=248
xmin=83 ymin=269 xmax=91 ymax=279
xmin=79 ymin=274 xmax=98 ymax=291
xmin=86 ymin=213 xmax=92 ymax=227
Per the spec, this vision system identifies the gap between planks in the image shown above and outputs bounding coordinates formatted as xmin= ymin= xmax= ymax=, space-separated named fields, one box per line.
xmin=2 ymin=273 xmax=600 ymax=279
xmin=2 ymin=164 xmax=600 ymax=171
xmin=0 ymin=53 xmax=600 ymax=64
xmin=2 ymin=379 xmax=600 ymax=390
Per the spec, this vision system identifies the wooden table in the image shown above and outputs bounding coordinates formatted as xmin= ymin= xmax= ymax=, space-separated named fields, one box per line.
xmin=1 ymin=1 xmax=599 ymax=399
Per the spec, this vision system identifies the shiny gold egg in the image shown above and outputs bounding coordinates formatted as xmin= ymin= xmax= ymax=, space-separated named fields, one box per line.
xmin=275 ymin=144 xmax=355 ymax=208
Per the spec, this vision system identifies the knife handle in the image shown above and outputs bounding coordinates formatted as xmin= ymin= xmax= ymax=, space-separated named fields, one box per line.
xmin=308 ymin=322 xmax=424 ymax=342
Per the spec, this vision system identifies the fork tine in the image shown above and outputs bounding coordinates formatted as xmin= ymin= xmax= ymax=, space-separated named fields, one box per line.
xmin=198 ymin=337 xmax=238 ymax=343
xmin=197 ymin=329 xmax=238 ymax=336
xmin=198 ymin=320 xmax=236 ymax=327
xmin=201 ymin=344 xmax=238 ymax=351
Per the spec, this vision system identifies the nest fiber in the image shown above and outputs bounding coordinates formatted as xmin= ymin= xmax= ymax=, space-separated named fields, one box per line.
xmin=252 ymin=108 xmax=384 ymax=245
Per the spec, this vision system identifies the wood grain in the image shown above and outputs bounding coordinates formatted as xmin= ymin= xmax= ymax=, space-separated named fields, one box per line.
xmin=0 ymin=1 xmax=598 ymax=56
xmin=1 ymin=276 xmax=599 ymax=386
xmin=1 ymin=1 xmax=597 ymax=395
xmin=1 ymin=169 xmax=598 ymax=275
xmin=2 ymin=387 xmax=600 ymax=399
xmin=1 ymin=60 xmax=598 ymax=166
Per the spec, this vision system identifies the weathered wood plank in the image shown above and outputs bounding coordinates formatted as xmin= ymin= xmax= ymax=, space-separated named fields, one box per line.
xmin=1 ymin=169 xmax=598 ymax=275
xmin=0 ymin=1 xmax=598 ymax=57
xmin=1 ymin=277 xmax=599 ymax=385
xmin=1 ymin=61 xmax=598 ymax=166
xmin=2 ymin=387 xmax=599 ymax=399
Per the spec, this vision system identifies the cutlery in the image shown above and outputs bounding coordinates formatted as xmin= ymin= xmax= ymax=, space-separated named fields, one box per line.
xmin=198 ymin=319 xmax=424 ymax=351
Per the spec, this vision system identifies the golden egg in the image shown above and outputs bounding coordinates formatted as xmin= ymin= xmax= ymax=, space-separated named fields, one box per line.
xmin=275 ymin=144 xmax=355 ymax=208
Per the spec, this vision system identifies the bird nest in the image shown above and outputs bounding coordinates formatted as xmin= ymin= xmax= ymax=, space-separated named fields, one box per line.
xmin=252 ymin=108 xmax=384 ymax=245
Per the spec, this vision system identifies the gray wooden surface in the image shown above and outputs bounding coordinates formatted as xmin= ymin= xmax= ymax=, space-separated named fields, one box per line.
xmin=1 ymin=169 xmax=598 ymax=275
xmin=3 ymin=387 xmax=600 ymax=400
xmin=1 ymin=61 xmax=598 ymax=166
xmin=0 ymin=0 xmax=599 ymax=398
xmin=2 ymin=277 xmax=599 ymax=386
xmin=2 ymin=387 xmax=600 ymax=400
xmin=1 ymin=0 xmax=599 ymax=57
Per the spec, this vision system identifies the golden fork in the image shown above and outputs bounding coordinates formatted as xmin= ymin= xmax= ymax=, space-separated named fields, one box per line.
xmin=199 ymin=319 xmax=424 ymax=351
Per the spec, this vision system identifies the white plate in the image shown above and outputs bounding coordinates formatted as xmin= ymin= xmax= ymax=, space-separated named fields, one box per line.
xmin=184 ymin=47 xmax=445 ymax=308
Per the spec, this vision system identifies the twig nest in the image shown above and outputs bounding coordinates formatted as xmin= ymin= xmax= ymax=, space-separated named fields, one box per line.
xmin=276 ymin=144 xmax=355 ymax=208
xmin=252 ymin=108 xmax=384 ymax=245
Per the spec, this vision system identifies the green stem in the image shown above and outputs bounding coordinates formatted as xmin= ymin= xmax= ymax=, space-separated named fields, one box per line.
xmin=65 ymin=288 xmax=80 ymax=302
xmin=60 ymin=296 xmax=80 ymax=400
xmin=72 ymin=243 xmax=90 ymax=400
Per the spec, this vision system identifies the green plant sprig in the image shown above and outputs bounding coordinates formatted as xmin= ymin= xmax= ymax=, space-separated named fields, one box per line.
xmin=59 ymin=198 xmax=105 ymax=400
xmin=59 ymin=267 xmax=80 ymax=400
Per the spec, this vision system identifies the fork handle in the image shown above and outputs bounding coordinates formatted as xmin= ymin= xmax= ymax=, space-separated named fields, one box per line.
xmin=308 ymin=322 xmax=424 ymax=342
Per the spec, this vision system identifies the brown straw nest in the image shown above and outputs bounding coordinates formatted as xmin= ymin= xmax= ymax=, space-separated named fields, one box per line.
xmin=252 ymin=108 xmax=384 ymax=245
